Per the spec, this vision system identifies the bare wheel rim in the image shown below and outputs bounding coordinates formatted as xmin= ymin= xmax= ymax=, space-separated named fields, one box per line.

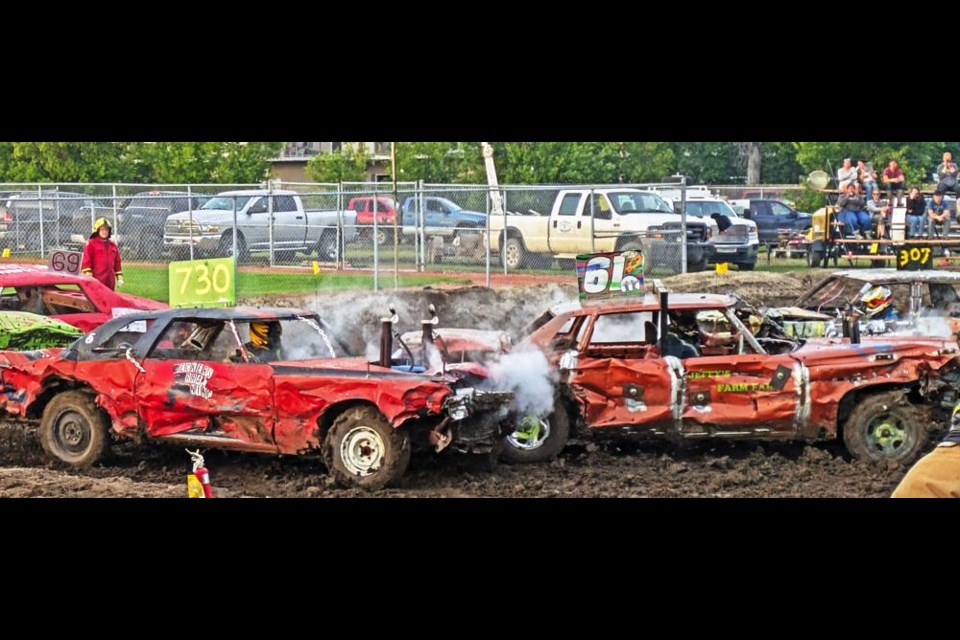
xmin=339 ymin=426 xmax=386 ymax=477
xmin=865 ymin=414 xmax=912 ymax=458
xmin=505 ymin=242 xmax=520 ymax=267
xmin=507 ymin=414 xmax=550 ymax=451
xmin=53 ymin=409 xmax=90 ymax=455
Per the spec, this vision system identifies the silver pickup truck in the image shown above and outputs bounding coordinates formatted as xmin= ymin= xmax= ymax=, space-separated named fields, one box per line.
xmin=162 ymin=189 xmax=357 ymax=262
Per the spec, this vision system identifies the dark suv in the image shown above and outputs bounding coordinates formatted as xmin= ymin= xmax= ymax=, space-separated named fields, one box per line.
xmin=738 ymin=199 xmax=812 ymax=245
xmin=109 ymin=191 xmax=210 ymax=259
xmin=1 ymin=191 xmax=113 ymax=253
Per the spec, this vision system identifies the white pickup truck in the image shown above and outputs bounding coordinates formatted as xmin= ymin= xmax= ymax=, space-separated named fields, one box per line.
xmin=162 ymin=189 xmax=357 ymax=262
xmin=489 ymin=188 xmax=717 ymax=271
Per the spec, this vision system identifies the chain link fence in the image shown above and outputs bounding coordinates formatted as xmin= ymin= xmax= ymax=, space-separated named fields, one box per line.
xmin=0 ymin=180 xmax=772 ymax=300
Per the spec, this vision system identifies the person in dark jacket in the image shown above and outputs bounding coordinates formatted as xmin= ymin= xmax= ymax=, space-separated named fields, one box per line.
xmin=904 ymin=187 xmax=928 ymax=239
xmin=81 ymin=217 xmax=123 ymax=290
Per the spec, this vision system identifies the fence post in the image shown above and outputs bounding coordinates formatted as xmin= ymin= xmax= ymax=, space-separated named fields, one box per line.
xmin=267 ymin=181 xmax=275 ymax=267
xmin=680 ymin=176 xmax=688 ymax=274
xmin=337 ymin=184 xmax=344 ymax=271
xmin=503 ymin=189 xmax=508 ymax=275
xmin=187 ymin=185 xmax=195 ymax=261
xmin=232 ymin=196 xmax=238 ymax=266
xmin=372 ymin=191 xmax=379 ymax=292
xmin=38 ymin=185 xmax=45 ymax=258
xmin=417 ymin=180 xmax=425 ymax=272
xmin=589 ymin=187 xmax=596 ymax=255
xmin=485 ymin=190 xmax=491 ymax=288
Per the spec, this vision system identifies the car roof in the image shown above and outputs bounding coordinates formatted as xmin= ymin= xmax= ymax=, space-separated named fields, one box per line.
xmin=216 ymin=189 xmax=296 ymax=196
xmin=0 ymin=264 xmax=100 ymax=286
xmin=831 ymin=269 xmax=960 ymax=283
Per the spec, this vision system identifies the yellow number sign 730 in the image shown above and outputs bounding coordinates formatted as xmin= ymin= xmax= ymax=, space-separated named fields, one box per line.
xmin=896 ymin=245 xmax=933 ymax=271
xmin=169 ymin=257 xmax=236 ymax=307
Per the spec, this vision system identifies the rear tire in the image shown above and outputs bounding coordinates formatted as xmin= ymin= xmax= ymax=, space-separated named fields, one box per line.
xmin=501 ymin=236 xmax=526 ymax=270
xmin=738 ymin=262 xmax=756 ymax=271
xmin=807 ymin=248 xmax=824 ymax=268
xmin=217 ymin=232 xmax=248 ymax=263
xmin=316 ymin=232 xmax=338 ymax=261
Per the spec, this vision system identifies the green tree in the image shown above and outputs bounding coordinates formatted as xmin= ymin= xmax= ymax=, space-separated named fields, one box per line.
xmin=793 ymin=142 xmax=947 ymax=187
xmin=491 ymin=142 xmax=673 ymax=184
xmin=305 ymin=144 xmax=370 ymax=183
xmin=141 ymin=142 xmax=282 ymax=184
xmin=394 ymin=142 xmax=480 ymax=183
xmin=4 ymin=142 xmax=141 ymax=182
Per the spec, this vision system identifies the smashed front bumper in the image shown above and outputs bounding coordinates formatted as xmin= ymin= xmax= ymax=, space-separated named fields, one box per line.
xmin=433 ymin=388 xmax=513 ymax=454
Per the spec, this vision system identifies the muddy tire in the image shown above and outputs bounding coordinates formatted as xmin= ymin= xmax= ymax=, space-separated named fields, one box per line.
xmin=842 ymin=391 xmax=928 ymax=464
xmin=501 ymin=400 xmax=570 ymax=464
xmin=316 ymin=232 xmax=338 ymax=262
xmin=323 ymin=406 xmax=411 ymax=490
xmin=39 ymin=390 xmax=110 ymax=468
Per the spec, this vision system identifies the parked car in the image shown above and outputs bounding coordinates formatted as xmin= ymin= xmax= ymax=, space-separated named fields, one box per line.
xmin=98 ymin=191 xmax=210 ymax=260
xmin=655 ymin=189 xmax=759 ymax=271
xmin=0 ymin=307 xmax=513 ymax=489
xmin=400 ymin=196 xmax=486 ymax=242
xmin=1 ymin=191 xmax=113 ymax=252
xmin=730 ymin=198 xmax=812 ymax=245
xmin=0 ymin=264 xmax=166 ymax=333
xmin=348 ymin=196 xmax=399 ymax=246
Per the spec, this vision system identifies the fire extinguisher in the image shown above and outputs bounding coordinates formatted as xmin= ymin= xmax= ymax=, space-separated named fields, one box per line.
xmin=186 ymin=449 xmax=214 ymax=498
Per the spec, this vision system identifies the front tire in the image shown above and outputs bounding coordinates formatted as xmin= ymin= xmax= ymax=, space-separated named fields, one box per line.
xmin=39 ymin=390 xmax=110 ymax=468
xmin=501 ymin=400 xmax=570 ymax=464
xmin=323 ymin=406 xmax=411 ymax=490
xmin=842 ymin=392 xmax=928 ymax=464
xmin=807 ymin=248 xmax=823 ymax=268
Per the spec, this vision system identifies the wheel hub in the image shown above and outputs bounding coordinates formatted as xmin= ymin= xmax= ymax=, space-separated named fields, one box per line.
xmin=340 ymin=426 xmax=386 ymax=477
xmin=867 ymin=417 xmax=908 ymax=455
xmin=507 ymin=414 xmax=550 ymax=451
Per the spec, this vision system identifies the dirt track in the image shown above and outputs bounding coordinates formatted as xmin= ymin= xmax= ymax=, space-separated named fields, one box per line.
xmin=0 ymin=269 xmax=922 ymax=498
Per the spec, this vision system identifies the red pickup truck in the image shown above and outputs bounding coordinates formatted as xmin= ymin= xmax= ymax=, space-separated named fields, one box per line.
xmin=348 ymin=196 xmax=399 ymax=246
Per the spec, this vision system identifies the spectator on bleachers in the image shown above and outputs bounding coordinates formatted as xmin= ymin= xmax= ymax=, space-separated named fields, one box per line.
xmin=936 ymin=152 xmax=960 ymax=196
xmin=927 ymin=190 xmax=953 ymax=238
xmin=837 ymin=183 xmax=872 ymax=238
xmin=837 ymin=158 xmax=858 ymax=190
xmin=905 ymin=187 xmax=927 ymax=238
xmin=882 ymin=160 xmax=906 ymax=206
xmin=866 ymin=189 xmax=891 ymax=238
xmin=858 ymin=160 xmax=878 ymax=200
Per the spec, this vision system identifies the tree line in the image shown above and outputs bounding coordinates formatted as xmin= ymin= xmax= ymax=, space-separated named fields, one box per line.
xmin=307 ymin=142 xmax=960 ymax=187
xmin=0 ymin=142 xmax=955 ymax=187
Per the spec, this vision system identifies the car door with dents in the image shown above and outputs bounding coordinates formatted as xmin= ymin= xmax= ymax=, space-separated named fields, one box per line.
xmin=678 ymin=310 xmax=802 ymax=435
xmin=567 ymin=310 xmax=677 ymax=431
xmin=135 ymin=319 xmax=276 ymax=444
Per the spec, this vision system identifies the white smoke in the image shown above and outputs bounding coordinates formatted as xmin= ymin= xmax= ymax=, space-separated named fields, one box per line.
xmin=482 ymin=346 xmax=558 ymax=417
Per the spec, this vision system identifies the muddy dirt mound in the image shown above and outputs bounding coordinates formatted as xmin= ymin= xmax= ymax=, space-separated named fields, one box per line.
xmin=662 ymin=271 xmax=808 ymax=307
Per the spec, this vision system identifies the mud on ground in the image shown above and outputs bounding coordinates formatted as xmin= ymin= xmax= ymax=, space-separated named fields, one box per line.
xmin=0 ymin=268 xmax=910 ymax=498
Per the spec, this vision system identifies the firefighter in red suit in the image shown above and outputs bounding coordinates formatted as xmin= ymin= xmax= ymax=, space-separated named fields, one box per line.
xmin=81 ymin=217 xmax=123 ymax=290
